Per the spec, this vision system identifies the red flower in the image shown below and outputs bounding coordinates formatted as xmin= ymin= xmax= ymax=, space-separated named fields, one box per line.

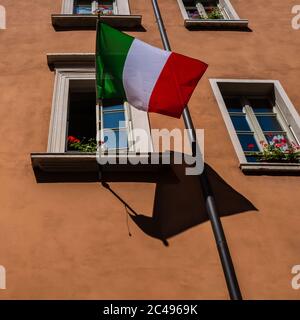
xmin=281 ymin=138 xmax=287 ymax=144
xmin=68 ymin=136 xmax=80 ymax=143
xmin=247 ymin=143 xmax=255 ymax=149
xmin=275 ymin=143 xmax=285 ymax=148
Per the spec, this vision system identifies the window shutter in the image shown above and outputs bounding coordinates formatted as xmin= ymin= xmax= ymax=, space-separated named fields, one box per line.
xmin=196 ymin=2 xmax=208 ymax=19
xmin=61 ymin=0 xmax=73 ymax=14
xmin=115 ymin=0 xmax=130 ymax=15
xmin=92 ymin=0 xmax=98 ymax=13
xmin=219 ymin=0 xmax=240 ymax=20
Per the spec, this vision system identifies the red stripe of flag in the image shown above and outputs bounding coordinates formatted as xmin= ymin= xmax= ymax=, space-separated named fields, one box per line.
xmin=148 ymin=52 xmax=208 ymax=118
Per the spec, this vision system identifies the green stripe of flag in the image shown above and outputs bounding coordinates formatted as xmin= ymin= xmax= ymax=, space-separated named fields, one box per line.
xmin=96 ymin=23 xmax=134 ymax=100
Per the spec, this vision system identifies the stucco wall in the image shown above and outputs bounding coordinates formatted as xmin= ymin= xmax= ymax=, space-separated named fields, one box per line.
xmin=0 ymin=0 xmax=299 ymax=299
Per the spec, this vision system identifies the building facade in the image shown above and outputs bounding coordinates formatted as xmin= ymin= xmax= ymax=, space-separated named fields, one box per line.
xmin=0 ymin=0 xmax=299 ymax=299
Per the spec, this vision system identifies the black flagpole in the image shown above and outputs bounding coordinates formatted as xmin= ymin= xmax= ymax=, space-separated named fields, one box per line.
xmin=151 ymin=0 xmax=242 ymax=300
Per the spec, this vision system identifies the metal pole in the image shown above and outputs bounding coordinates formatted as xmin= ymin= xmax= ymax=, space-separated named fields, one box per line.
xmin=151 ymin=0 xmax=242 ymax=300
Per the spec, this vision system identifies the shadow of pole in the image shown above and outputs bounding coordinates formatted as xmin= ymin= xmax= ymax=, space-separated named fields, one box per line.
xmin=101 ymin=181 xmax=169 ymax=246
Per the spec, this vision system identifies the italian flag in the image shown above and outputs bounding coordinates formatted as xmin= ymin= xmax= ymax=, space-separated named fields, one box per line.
xmin=96 ymin=23 xmax=208 ymax=118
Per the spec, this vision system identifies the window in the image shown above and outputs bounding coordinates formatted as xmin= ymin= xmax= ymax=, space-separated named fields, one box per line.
xmin=53 ymin=74 xmax=134 ymax=153
xmin=183 ymin=0 xmax=227 ymax=19
xmin=73 ymin=0 xmax=116 ymax=15
xmin=224 ymin=96 xmax=298 ymax=163
xmin=210 ymin=79 xmax=300 ymax=173
xmin=47 ymin=65 xmax=152 ymax=154
xmin=62 ymin=0 xmax=128 ymax=15
xmin=32 ymin=64 xmax=153 ymax=177
xmin=67 ymin=90 xmax=132 ymax=152
xmin=177 ymin=0 xmax=248 ymax=29
xmin=54 ymin=0 xmax=141 ymax=30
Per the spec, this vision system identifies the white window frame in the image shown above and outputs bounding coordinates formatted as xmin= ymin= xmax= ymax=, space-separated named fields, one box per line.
xmin=48 ymin=69 xmax=153 ymax=153
xmin=61 ymin=0 xmax=130 ymax=15
xmin=210 ymin=79 xmax=300 ymax=164
xmin=177 ymin=0 xmax=240 ymax=20
xmin=97 ymin=101 xmax=135 ymax=153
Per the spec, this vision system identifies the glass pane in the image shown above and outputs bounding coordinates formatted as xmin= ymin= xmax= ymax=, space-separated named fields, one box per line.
xmin=103 ymin=104 xmax=124 ymax=111
xmin=103 ymin=111 xmax=126 ymax=129
xmin=249 ymin=98 xmax=273 ymax=113
xmin=75 ymin=0 xmax=91 ymax=3
xmin=98 ymin=1 xmax=114 ymax=15
xmin=246 ymin=155 xmax=259 ymax=163
xmin=103 ymin=129 xmax=128 ymax=150
xmin=265 ymin=133 xmax=288 ymax=144
xmin=74 ymin=0 xmax=92 ymax=14
xmin=183 ymin=0 xmax=196 ymax=4
xmin=117 ymin=130 xmax=129 ymax=149
xmin=186 ymin=8 xmax=201 ymax=19
xmin=237 ymin=134 xmax=259 ymax=151
xmin=256 ymin=115 xmax=282 ymax=131
xmin=74 ymin=6 xmax=92 ymax=14
xmin=230 ymin=115 xmax=251 ymax=131
xmin=224 ymin=97 xmax=243 ymax=112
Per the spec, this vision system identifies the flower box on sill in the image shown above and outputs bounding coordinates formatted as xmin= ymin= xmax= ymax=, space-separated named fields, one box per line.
xmin=184 ymin=18 xmax=249 ymax=29
xmin=247 ymin=153 xmax=300 ymax=164
xmin=67 ymin=136 xmax=98 ymax=153
xmin=241 ymin=135 xmax=300 ymax=175
xmin=240 ymin=162 xmax=300 ymax=175
xmin=247 ymin=135 xmax=300 ymax=164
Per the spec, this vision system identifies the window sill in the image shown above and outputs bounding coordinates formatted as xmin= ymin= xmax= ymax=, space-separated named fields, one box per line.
xmin=31 ymin=153 xmax=98 ymax=173
xmin=240 ymin=162 xmax=300 ymax=175
xmin=31 ymin=152 xmax=172 ymax=183
xmin=51 ymin=14 xmax=142 ymax=31
xmin=184 ymin=19 xmax=249 ymax=30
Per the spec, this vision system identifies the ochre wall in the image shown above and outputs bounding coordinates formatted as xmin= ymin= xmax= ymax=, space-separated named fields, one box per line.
xmin=0 ymin=0 xmax=299 ymax=299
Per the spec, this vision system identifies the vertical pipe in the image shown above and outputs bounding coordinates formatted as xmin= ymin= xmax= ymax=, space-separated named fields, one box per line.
xmin=151 ymin=0 xmax=242 ymax=300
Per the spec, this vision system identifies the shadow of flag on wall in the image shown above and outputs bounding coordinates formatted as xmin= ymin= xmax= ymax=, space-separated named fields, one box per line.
xmin=129 ymin=162 xmax=257 ymax=245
